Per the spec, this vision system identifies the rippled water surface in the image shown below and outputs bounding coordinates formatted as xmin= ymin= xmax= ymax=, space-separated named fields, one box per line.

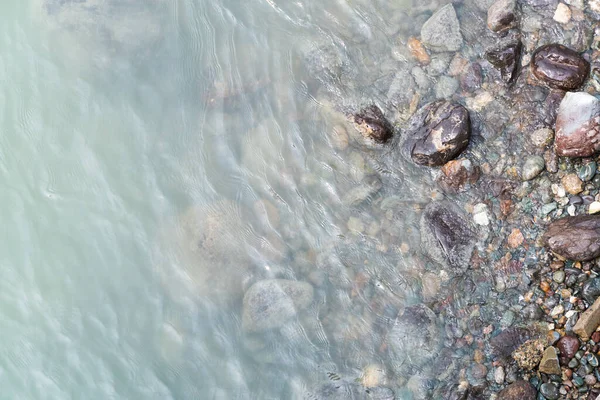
xmin=0 ymin=0 xmax=545 ymax=398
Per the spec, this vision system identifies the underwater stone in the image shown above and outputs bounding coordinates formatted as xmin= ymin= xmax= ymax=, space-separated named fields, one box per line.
xmin=521 ymin=155 xmax=545 ymax=181
xmin=487 ymin=0 xmax=517 ymax=33
xmin=401 ymin=100 xmax=471 ymax=167
xmin=485 ymin=39 xmax=522 ymax=84
xmin=420 ymin=4 xmax=463 ymax=52
xmin=583 ymin=277 xmax=600 ymax=304
xmin=496 ymin=380 xmax=536 ymax=400
xmin=420 ymin=201 xmax=476 ymax=272
xmin=351 ymin=105 xmax=394 ymax=144
xmin=544 ymin=215 xmax=600 ymax=261
xmin=531 ymin=44 xmax=589 ymax=91
xmin=555 ymin=92 xmax=600 ymax=157
xmin=242 ymin=279 xmax=314 ymax=333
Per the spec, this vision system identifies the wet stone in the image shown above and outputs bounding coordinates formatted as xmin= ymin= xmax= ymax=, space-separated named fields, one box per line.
xmin=521 ymin=155 xmax=545 ymax=181
xmin=487 ymin=0 xmax=517 ymax=33
xmin=582 ymin=277 xmax=600 ymax=304
xmin=485 ymin=40 xmax=522 ymax=84
xmin=544 ymin=215 xmax=600 ymax=261
xmin=438 ymin=158 xmax=480 ymax=192
xmin=401 ymin=100 xmax=471 ymax=167
xmin=555 ymin=92 xmax=600 ymax=158
xmin=557 ymin=335 xmax=580 ymax=362
xmin=539 ymin=346 xmax=561 ymax=375
xmin=491 ymin=327 xmax=532 ymax=359
xmin=496 ymin=380 xmax=537 ymax=400
xmin=573 ymin=296 xmax=600 ymax=340
xmin=562 ymin=173 xmax=584 ymax=195
xmin=530 ymin=127 xmax=554 ymax=147
xmin=579 ymin=162 xmax=597 ymax=182
xmin=531 ymin=44 xmax=590 ymax=91
xmin=420 ymin=4 xmax=463 ymax=52
xmin=351 ymin=105 xmax=394 ymax=144
xmin=539 ymin=382 xmax=560 ymax=400
xmin=420 ymin=201 xmax=476 ymax=272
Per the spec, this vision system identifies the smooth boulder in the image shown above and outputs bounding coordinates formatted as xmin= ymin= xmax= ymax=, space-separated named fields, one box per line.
xmin=531 ymin=44 xmax=589 ymax=91
xmin=420 ymin=4 xmax=463 ymax=52
xmin=420 ymin=201 xmax=476 ymax=272
xmin=544 ymin=215 xmax=600 ymax=261
xmin=496 ymin=381 xmax=537 ymax=400
xmin=242 ymin=279 xmax=314 ymax=333
xmin=401 ymin=100 xmax=471 ymax=167
xmin=554 ymin=92 xmax=600 ymax=157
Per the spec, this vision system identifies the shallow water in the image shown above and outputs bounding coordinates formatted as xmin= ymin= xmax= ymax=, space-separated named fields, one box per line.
xmin=2 ymin=0 xmax=581 ymax=398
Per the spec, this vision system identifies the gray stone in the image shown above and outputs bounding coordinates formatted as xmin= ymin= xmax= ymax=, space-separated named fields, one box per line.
xmin=521 ymin=156 xmax=545 ymax=181
xmin=539 ymin=383 xmax=559 ymax=400
xmin=487 ymin=0 xmax=517 ymax=33
xmin=421 ymin=4 xmax=463 ymax=52
xmin=242 ymin=279 xmax=314 ymax=332
xmin=530 ymin=128 xmax=554 ymax=147
xmin=538 ymin=346 xmax=561 ymax=375
xmin=435 ymin=76 xmax=459 ymax=99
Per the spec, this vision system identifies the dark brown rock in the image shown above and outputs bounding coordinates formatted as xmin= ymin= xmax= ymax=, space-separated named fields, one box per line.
xmin=557 ymin=335 xmax=580 ymax=363
xmin=531 ymin=44 xmax=589 ymax=91
xmin=487 ymin=0 xmax=517 ymax=33
xmin=554 ymin=92 xmax=600 ymax=157
xmin=438 ymin=158 xmax=480 ymax=193
xmin=490 ymin=327 xmax=532 ymax=359
xmin=497 ymin=381 xmax=536 ymax=400
xmin=544 ymin=215 xmax=600 ymax=261
xmin=486 ymin=40 xmax=522 ymax=84
xmin=351 ymin=105 xmax=394 ymax=144
xmin=401 ymin=100 xmax=471 ymax=167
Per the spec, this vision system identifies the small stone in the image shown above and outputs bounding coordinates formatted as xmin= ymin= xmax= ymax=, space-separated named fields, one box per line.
xmin=585 ymin=374 xmax=597 ymax=385
xmin=551 ymin=304 xmax=565 ymax=317
xmin=531 ymin=45 xmax=590 ymax=91
xmin=496 ymin=380 xmax=536 ymax=400
xmin=473 ymin=203 xmax=490 ymax=226
xmin=360 ymin=364 xmax=387 ymax=388
xmin=438 ymin=158 xmax=480 ymax=192
xmin=589 ymin=202 xmax=600 ymax=214
xmin=494 ymin=366 xmax=505 ymax=384
xmin=540 ymin=382 xmax=560 ymax=400
xmin=407 ymin=37 xmax=430 ymax=65
xmin=401 ymin=100 xmax=471 ymax=167
xmin=522 ymin=156 xmax=545 ymax=181
xmin=562 ymin=174 xmax=584 ymax=195
xmin=553 ymin=3 xmax=572 ymax=24
xmin=487 ymin=0 xmax=517 ymax=33
xmin=420 ymin=4 xmax=463 ymax=52
xmin=539 ymin=346 xmax=562 ymax=375
xmin=555 ymin=92 xmax=600 ymax=158
xmin=486 ymin=39 xmax=522 ymax=84
xmin=530 ymin=127 xmax=555 ymax=147
xmin=541 ymin=202 xmax=558 ymax=215
xmin=582 ymin=277 xmax=600 ymax=304
xmin=544 ymin=215 xmax=600 ymax=260
xmin=507 ymin=228 xmax=524 ymax=248
xmin=557 ymin=335 xmax=580 ymax=361
xmin=553 ymin=270 xmax=566 ymax=283
xmin=512 ymin=339 xmax=545 ymax=370
xmin=578 ymin=162 xmax=597 ymax=182
xmin=351 ymin=105 xmax=394 ymax=144
xmin=573 ymin=296 xmax=600 ymax=340
xmin=435 ymin=76 xmax=459 ymax=99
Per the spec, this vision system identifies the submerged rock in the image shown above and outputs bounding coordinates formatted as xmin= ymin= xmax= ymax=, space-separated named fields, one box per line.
xmin=544 ymin=215 xmax=600 ymax=261
xmin=490 ymin=327 xmax=532 ymax=359
xmin=351 ymin=105 xmax=394 ymax=144
xmin=420 ymin=201 xmax=476 ymax=272
xmin=311 ymin=381 xmax=394 ymax=400
xmin=487 ymin=0 xmax=517 ymax=33
xmin=531 ymin=44 xmax=590 ymax=91
xmin=496 ymin=381 xmax=537 ymax=400
xmin=554 ymin=92 xmax=600 ymax=157
xmin=420 ymin=4 xmax=463 ymax=52
xmin=438 ymin=158 xmax=480 ymax=192
xmin=401 ymin=100 xmax=471 ymax=167
xmin=485 ymin=40 xmax=522 ymax=84
xmin=387 ymin=304 xmax=441 ymax=369
xmin=242 ymin=279 xmax=314 ymax=333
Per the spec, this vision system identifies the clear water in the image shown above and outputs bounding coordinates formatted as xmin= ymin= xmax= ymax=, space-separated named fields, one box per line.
xmin=0 ymin=0 xmax=456 ymax=399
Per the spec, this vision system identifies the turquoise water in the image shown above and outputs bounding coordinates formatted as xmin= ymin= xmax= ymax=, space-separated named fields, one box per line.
xmin=0 ymin=0 xmax=441 ymax=399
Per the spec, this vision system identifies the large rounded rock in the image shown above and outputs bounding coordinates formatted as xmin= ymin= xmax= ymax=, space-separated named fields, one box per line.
xmin=544 ymin=215 xmax=600 ymax=261
xmin=401 ymin=100 xmax=471 ymax=167
xmin=420 ymin=4 xmax=463 ymax=52
xmin=420 ymin=201 xmax=476 ymax=272
xmin=555 ymin=92 xmax=600 ymax=157
xmin=531 ymin=44 xmax=589 ymax=91
xmin=387 ymin=304 xmax=442 ymax=369
xmin=242 ymin=279 xmax=314 ymax=333
xmin=497 ymin=381 xmax=537 ymax=400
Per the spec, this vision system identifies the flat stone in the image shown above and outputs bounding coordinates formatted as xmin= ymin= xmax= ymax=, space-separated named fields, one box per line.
xmin=553 ymin=3 xmax=571 ymax=24
xmin=539 ymin=346 xmax=561 ymax=375
xmin=487 ymin=0 xmax=517 ymax=33
xmin=544 ymin=215 xmax=600 ymax=261
xmin=496 ymin=380 xmax=536 ymax=400
xmin=521 ymin=155 xmax=545 ymax=181
xmin=421 ymin=4 xmax=463 ymax=52
xmin=574 ymin=296 xmax=600 ymax=340
xmin=555 ymin=92 xmax=600 ymax=158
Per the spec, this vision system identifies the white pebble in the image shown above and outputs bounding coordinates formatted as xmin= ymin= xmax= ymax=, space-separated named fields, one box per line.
xmin=565 ymin=310 xmax=578 ymax=318
xmin=568 ymin=204 xmax=577 ymax=216
xmin=494 ymin=366 xmax=505 ymax=384
xmin=553 ymin=3 xmax=571 ymax=24
xmin=473 ymin=203 xmax=490 ymax=226
xmin=589 ymin=201 xmax=600 ymax=214
xmin=551 ymin=304 xmax=564 ymax=318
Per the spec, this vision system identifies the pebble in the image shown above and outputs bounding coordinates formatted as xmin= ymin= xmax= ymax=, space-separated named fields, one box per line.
xmin=487 ymin=0 xmax=517 ymax=33
xmin=531 ymin=44 xmax=590 ymax=91
xmin=473 ymin=203 xmax=490 ymax=226
xmin=553 ymin=3 xmax=572 ymax=24
xmin=530 ymin=127 xmax=554 ymax=147
xmin=551 ymin=304 xmax=565 ymax=317
xmin=573 ymin=295 xmax=600 ymax=339
xmin=351 ymin=105 xmax=394 ymax=144
xmin=435 ymin=76 xmax=459 ymax=99
xmin=553 ymin=270 xmax=566 ymax=283
xmin=590 ymin=201 xmax=600 ymax=214
xmin=420 ymin=4 xmax=463 ymax=52
xmin=557 ymin=335 xmax=580 ymax=360
xmin=522 ymin=155 xmax=545 ymax=181
xmin=585 ymin=374 xmax=597 ymax=385
xmin=555 ymin=92 xmax=600 ymax=157
xmin=539 ymin=346 xmax=561 ymax=375
xmin=578 ymin=162 xmax=597 ymax=182
xmin=495 ymin=366 xmax=505 ymax=384
xmin=485 ymin=39 xmax=522 ymax=84
xmin=562 ymin=173 xmax=584 ymax=195
xmin=540 ymin=382 xmax=560 ymax=400
xmin=507 ymin=228 xmax=524 ymax=248
xmin=541 ymin=202 xmax=558 ymax=215
xmin=407 ymin=37 xmax=430 ymax=65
